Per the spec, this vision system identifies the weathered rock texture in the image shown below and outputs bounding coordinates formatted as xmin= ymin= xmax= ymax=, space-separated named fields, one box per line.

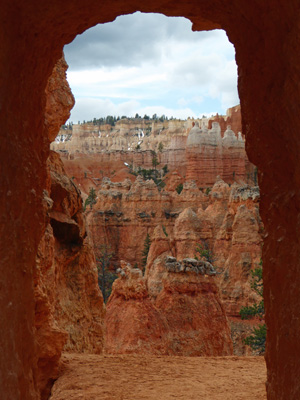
xmin=35 ymin=151 xmax=105 ymax=399
xmin=1 ymin=2 xmax=299 ymax=399
xmin=51 ymin=106 xmax=255 ymax=193
xmin=186 ymin=122 xmax=253 ymax=186
xmin=105 ymin=257 xmax=233 ymax=356
xmin=33 ymin=56 xmax=105 ymax=399
xmin=208 ymin=105 xmax=242 ymax=137
xmin=52 ymin=117 xmax=192 ymax=153
xmin=88 ymin=176 xmax=262 ymax=320
xmin=45 ymin=57 xmax=75 ymax=143
xmin=52 ymin=105 xmax=240 ymax=154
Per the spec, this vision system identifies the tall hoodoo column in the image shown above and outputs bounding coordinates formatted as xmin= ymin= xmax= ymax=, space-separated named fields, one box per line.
xmin=1 ymin=1 xmax=300 ymax=399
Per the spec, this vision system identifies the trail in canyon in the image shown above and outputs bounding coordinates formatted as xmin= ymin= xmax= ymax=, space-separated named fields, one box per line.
xmin=50 ymin=353 xmax=266 ymax=400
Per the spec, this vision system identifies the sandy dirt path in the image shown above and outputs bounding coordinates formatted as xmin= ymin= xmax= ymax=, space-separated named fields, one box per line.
xmin=50 ymin=353 xmax=266 ymax=400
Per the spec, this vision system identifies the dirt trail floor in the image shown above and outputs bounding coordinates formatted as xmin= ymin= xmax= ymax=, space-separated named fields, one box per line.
xmin=50 ymin=353 xmax=266 ymax=400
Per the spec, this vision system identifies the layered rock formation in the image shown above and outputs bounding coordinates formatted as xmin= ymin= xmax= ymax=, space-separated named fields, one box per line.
xmin=186 ymin=122 xmax=252 ymax=186
xmin=2 ymin=2 xmax=300 ymax=399
xmin=33 ymin=56 xmax=105 ymax=400
xmin=208 ymin=105 xmax=242 ymax=136
xmin=53 ymin=117 xmax=191 ymax=153
xmin=85 ymin=173 xmax=261 ymax=358
xmin=51 ymin=106 xmax=255 ymax=193
xmin=88 ymin=176 xmax=263 ymax=324
xmin=35 ymin=151 xmax=105 ymax=399
xmin=105 ymin=257 xmax=233 ymax=356
xmin=52 ymin=105 xmax=241 ymax=154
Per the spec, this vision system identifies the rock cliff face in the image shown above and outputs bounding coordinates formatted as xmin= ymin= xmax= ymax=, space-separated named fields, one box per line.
xmin=33 ymin=56 xmax=105 ymax=400
xmin=186 ymin=122 xmax=252 ymax=186
xmin=105 ymin=257 xmax=233 ymax=356
xmin=86 ymin=174 xmax=262 ymax=358
xmin=35 ymin=151 xmax=105 ymax=399
xmin=208 ymin=105 xmax=242 ymax=137
xmin=88 ymin=175 xmax=262 ymax=326
xmin=51 ymin=106 xmax=255 ymax=194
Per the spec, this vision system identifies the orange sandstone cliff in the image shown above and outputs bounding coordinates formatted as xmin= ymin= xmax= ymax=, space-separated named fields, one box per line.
xmin=88 ymin=174 xmax=262 ymax=355
xmin=34 ymin=56 xmax=105 ymax=400
xmin=105 ymin=258 xmax=233 ymax=356
xmin=51 ymin=106 xmax=255 ymax=195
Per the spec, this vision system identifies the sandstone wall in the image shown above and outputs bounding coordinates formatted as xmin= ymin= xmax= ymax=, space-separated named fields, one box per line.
xmin=55 ymin=121 xmax=255 ymax=197
xmin=35 ymin=151 xmax=105 ymax=399
xmin=105 ymin=258 xmax=233 ymax=356
xmin=87 ymin=176 xmax=263 ymax=322
xmin=185 ymin=122 xmax=252 ymax=186
xmin=52 ymin=118 xmax=192 ymax=153
xmin=208 ymin=105 xmax=242 ymax=136
xmin=52 ymin=107 xmax=255 ymax=193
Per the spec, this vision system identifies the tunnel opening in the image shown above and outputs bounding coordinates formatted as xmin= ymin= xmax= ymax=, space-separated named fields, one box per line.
xmin=44 ymin=12 xmax=264 ymax=396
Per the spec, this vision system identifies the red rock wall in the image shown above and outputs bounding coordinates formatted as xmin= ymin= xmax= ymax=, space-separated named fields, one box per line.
xmin=185 ymin=123 xmax=253 ymax=187
xmin=34 ymin=55 xmax=105 ymax=399
xmin=61 ymin=149 xmax=188 ymax=196
xmin=59 ymin=121 xmax=255 ymax=195
xmin=1 ymin=1 xmax=299 ymax=399
xmin=87 ymin=177 xmax=206 ymax=267
xmin=35 ymin=151 xmax=105 ymax=399
xmin=208 ymin=105 xmax=242 ymax=137
xmin=59 ymin=118 xmax=254 ymax=194
xmin=88 ymin=176 xmax=262 ymax=321
xmin=105 ymin=259 xmax=233 ymax=356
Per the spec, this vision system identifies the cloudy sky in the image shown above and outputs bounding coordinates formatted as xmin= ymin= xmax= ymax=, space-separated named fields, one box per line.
xmin=64 ymin=12 xmax=239 ymax=123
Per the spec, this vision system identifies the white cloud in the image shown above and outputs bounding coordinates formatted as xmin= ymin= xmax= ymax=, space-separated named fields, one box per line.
xmin=177 ymin=98 xmax=188 ymax=107
xmin=69 ymin=98 xmax=201 ymax=122
xmin=69 ymin=98 xmax=140 ymax=122
xmin=65 ymin=12 xmax=239 ymax=123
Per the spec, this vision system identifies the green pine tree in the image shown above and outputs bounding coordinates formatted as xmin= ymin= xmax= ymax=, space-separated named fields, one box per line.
xmin=84 ymin=187 xmax=97 ymax=210
xmin=158 ymin=142 xmax=164 ymax=152
xmin=240 ymin=261 xmax=266 ymax=354
xmin=151 ymin=150 xmax=159 ymax=170
xmin=141 ymin=233 xmax=151 ymax=273
xmin=95 ymin=244 xmax=117 ymax=303
xmin=195 ymin=240 xmax=215 ymax=264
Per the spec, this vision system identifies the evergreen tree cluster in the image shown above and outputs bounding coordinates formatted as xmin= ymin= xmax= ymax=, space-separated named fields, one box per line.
xmin=74 ymin=114 xmax=179 ymax=126
xmin=127 ymin=152 xmax=168 ymax=191
xmin=84 ymin=187 xmax=97 ymax=210
xmin=141 ymin=233 xmax=151 ymax=273
xmin=194 ymin=240 xmax=216 ymax=264
xmin=95 ymin=245 xmax=117 ymax=303
xmin=240 ymin=262 xmax=266 ymax=354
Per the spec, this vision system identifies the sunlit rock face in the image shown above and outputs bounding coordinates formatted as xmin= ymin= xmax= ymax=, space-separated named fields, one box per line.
xmin=88 ymin=175 xmax=263 ymax=325
xmin=105 ymin=257 xmax=233 ymax=356
xmin=208 ymin=105 xmax=242 ymax=137
xmin=52 ymin=109 xmax=255 ymax=194
xmin=35 ymin=152 xmax=105 ymax=400
xmin=34 ymin=56 xmax=105 ymax=400
xmin=186 ymin=122 xmax=251 ymax=186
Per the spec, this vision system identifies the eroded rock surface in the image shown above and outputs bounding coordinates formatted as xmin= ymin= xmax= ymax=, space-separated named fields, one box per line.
xmin=35 ymin=151 xmax=105 ymax=399
xmin=89 ymin=176 xmax=262 ymax=319
xmin=105 ymin=257 xmax=233 ymax=356
xmin=33 ymin=55 xmax=105 ymax=400
xmin=52 ymin=108 xmax=255 ymax=194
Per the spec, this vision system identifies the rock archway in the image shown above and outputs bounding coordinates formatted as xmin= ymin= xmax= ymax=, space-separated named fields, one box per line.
xmin=1 ymin=1 xmax=299 ymax=399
